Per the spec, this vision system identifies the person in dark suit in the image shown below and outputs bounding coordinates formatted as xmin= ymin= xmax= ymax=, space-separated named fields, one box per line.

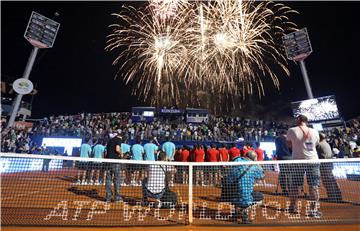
xmin=316 ymin=133 xmax=342 ymax=202
xmin=275 ymin=130 xmax=292 ymax=194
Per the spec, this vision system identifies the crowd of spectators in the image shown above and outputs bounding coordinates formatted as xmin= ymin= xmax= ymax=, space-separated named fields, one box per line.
xmin=324 ymin=118 xmax=360 ymax=158
xmin=1 ymin=112 xmax=359 ymax=158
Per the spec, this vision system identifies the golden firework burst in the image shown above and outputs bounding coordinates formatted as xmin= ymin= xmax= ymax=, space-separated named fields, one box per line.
xmin=106 ymin=0 xmax=298 ymax=110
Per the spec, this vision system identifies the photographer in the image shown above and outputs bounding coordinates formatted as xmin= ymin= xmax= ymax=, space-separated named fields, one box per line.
xmin=222 ymin=151 xmax=264 ymax=224
xmin=142 ymin=151 xmax=176 ymax=208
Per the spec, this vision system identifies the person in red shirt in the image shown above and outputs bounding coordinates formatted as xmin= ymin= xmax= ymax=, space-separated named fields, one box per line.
xmin=254 ymin=142 xmax=264 ymax=161
xmin=219 ymin=144 xmax=229 ymax=162
xmin=242 ymin=143 xmax=254 ymax=157
xmin=181 ymin=146 xmax=190 ymax=162
xmin=174 ymin=147 xmax=182 ymax=162
xmin=229 ymin=143 xmax=241 ymax=161
xmin=180 ymin=146 xmax=190 ymax=184
xmin=194 ymin=144 xmax=205 ymax=162
xmin=207 ymin=144 xmax=220 ymax=162
xmin=194 ymin=144 xmax=205 ymax=186
xmin=206 ymin=144 xmax=220 ymax=186
xmin=218 ymin=144 xmax=229 ymax=183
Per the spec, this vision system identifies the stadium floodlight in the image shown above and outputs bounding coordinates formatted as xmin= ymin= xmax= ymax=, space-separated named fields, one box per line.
xmin=282 ymin=28 xmax=314 ymax=99
xmin=7 ymin=12 xmax=60 ymax=128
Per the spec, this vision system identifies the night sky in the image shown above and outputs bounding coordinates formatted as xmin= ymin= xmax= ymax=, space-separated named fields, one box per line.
xmin=2 ymin=1 xmax=360 ymax=120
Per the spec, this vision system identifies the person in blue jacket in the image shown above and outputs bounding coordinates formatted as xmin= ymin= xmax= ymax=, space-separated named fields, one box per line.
xmin=223 ymin=151 xmax=264 ymax=224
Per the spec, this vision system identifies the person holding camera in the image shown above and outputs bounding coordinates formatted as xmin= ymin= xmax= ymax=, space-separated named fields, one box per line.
xmin=222 ymin=151 xmax=264 ymax=224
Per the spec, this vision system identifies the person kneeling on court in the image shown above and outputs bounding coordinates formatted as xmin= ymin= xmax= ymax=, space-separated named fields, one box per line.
xmin=142 ymin=152 xmax=174 ymax=208
xmin=222 ymin=151 xmax=264 ymax=224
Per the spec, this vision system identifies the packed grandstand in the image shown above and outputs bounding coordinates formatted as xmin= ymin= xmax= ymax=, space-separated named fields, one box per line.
xmin=1 ymin=111 xmax=359 ymax=159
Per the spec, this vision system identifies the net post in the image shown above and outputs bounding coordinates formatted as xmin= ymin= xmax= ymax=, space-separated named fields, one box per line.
xmin=188 ymin=163 xmax=193 ymax=224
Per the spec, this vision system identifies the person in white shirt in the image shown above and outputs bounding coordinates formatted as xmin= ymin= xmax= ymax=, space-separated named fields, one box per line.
xmin=142 ymin=152 xmax=171 ymax=207
xmin=286 ymin=115 xmax=321 ymax=218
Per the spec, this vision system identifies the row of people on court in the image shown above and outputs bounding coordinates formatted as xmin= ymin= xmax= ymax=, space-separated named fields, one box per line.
xmin=173 ymin=143 xmax=264 ymax=162
xmin=75 ymin=134 xmax=264 ymax=187
xmin=78 ymin=136 xmax=265 ymax=163
xmin=78 ymin=136 xmax=175 ymax=161
xmin=76 ymin=133 xmax=265 ymax=186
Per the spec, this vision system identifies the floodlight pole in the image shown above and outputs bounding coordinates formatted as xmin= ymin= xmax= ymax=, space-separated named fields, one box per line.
xmin=7 ymin=47 xmax=39 ymax=128
xmin=299 ymin=60 xmax=314 ymax=99
xmin=283 ymin=28 xmax=315 ymax=100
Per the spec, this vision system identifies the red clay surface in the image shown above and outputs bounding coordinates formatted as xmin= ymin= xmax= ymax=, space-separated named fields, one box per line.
xmin=1 ymin=168 xmax=360 ymax=227
xmin=2 ymin=224 xmax=360 ymax=231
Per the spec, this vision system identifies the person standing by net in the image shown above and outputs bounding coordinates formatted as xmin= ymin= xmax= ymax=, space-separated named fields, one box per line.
xmin=194 ymin=144 xmax=205 ymax=186
xmin=219 ymin=143 xmax=229 ymax=185
xmin=41 ymin=144 xmax=51 ymax=172
xmin=275 ymin=130 xmax=292 ymax=194
xmin=143 ymin=137 xmax=159 ymax=182
xmin=131 ymin=136 xmax=145 ymax=186
xmin=162 ymin=136 xmax=176 ymax=185
xmin=206 ymin=143 xmax=220 ymax=186
xmin=286 ymin=115 xmax=321 ymax=218
xmin=76 ymin=138 xmax=92 ymax=185
xmin=180 ymin=145 xmax=190 ymax=184
xmin=316 ymin=133 xmax=342 ymax=202
xmin=92 ymin=139 xmax=106 ymax=185
xmin=105 ymin=133 xmax=123 ymax=202
xmin=121 ymin=138 xmax=131 ymax=186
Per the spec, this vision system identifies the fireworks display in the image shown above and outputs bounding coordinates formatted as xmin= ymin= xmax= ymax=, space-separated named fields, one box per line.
xmin=105 ymin=0 xmax=298 ymax=111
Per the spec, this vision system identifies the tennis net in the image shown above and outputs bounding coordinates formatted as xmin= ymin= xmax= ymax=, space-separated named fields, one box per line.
xmin=1 ymin=153 xmax=359 ymax=226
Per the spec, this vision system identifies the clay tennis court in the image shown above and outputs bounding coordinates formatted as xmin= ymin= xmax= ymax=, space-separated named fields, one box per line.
xmin=2 ymin=224 xmax=360 ymax=231
xmin=2 ymin=166 xmax=359 ymax=228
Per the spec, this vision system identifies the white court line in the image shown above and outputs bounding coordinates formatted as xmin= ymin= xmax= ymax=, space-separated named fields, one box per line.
xmin=1 ymin=174 xmax=79 ymax=200
xmin=2 ymin=186 xmax=58 ymax=200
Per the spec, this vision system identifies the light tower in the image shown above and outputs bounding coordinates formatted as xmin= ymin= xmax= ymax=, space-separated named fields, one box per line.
xmin=7 ymin=11 xmax=60 ymax=128
xmin=282 ymin=28 xmax=314 ymax=99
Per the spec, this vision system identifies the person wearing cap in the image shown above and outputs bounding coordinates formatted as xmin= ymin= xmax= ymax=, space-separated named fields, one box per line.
xmin=316 ymin=133 xmax=342 ymax=202
xmin=286 ymin=115 xmax=321 ymax=218
xmin=222 ymin=151 xmax=264 ymax=224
